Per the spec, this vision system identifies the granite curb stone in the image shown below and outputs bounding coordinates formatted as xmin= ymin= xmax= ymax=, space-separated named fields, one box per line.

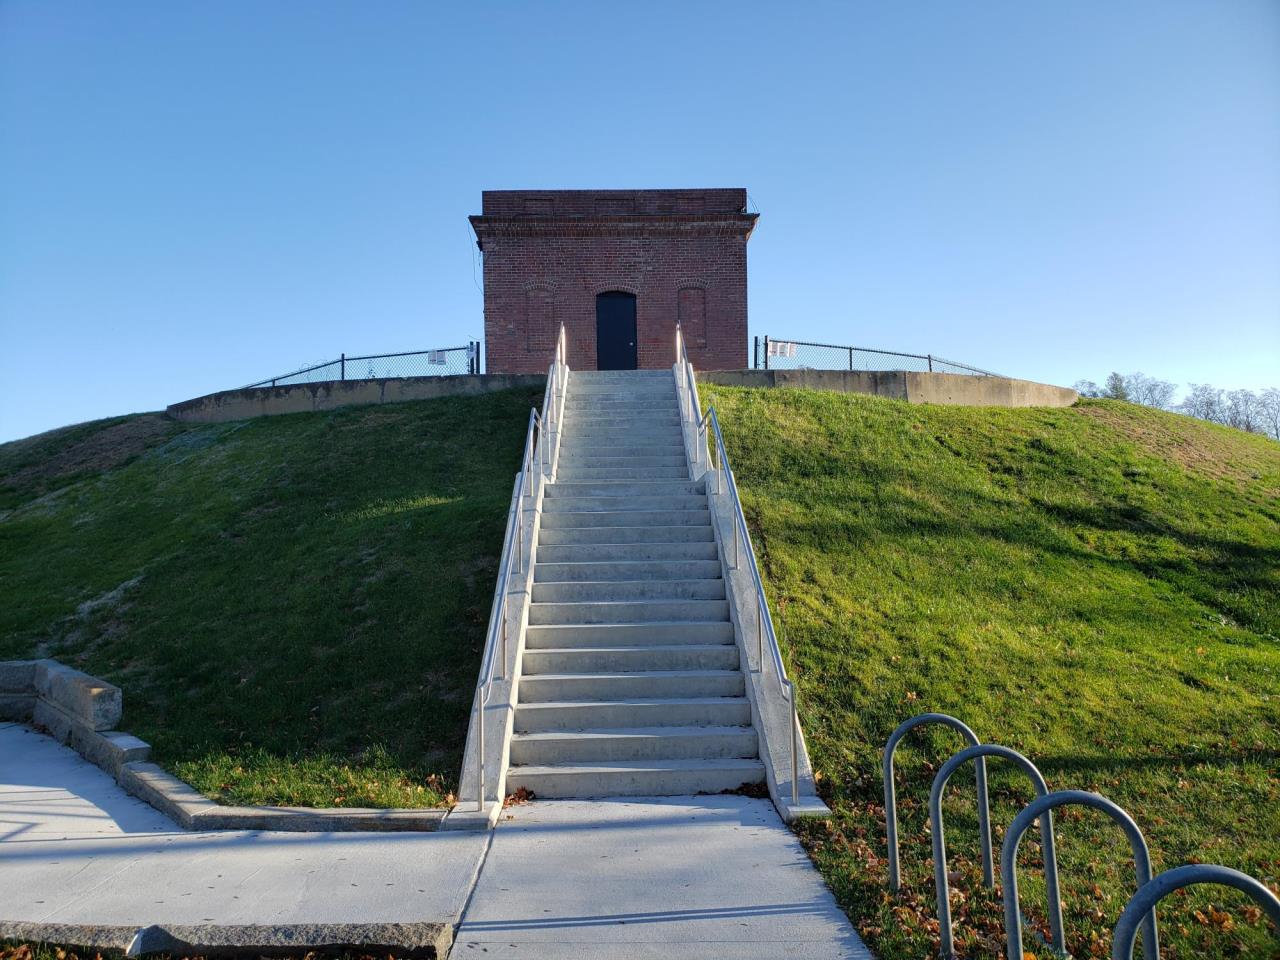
xmin=0 ymin=921 xmax=451 ymax=958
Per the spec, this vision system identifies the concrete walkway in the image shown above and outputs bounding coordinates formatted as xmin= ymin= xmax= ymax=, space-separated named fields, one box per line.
xmin=0 ymin=723 xmax=487 ymax=927
xmin=1 ymin=723 xmax=868 ymax=957
xmin=456 ymin=796 xmax=870 ymax=959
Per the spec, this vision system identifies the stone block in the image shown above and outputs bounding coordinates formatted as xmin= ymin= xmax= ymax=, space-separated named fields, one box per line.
xmin=0 ymin=693 xmax=35 ymax=721
xmin=72 ymin=725 xmax=152 ymax=776
xmin=186 ymin=804 xmax=445 ymax=833
xmin=119 ymin=762 xmax=212 ymax=828
xmin=132 ymin=922 xmax=452 ymax=958
xmin=32 ymin=696 xmax=75 ymax=742
xmin=35 ymin=659 xmax=122 ymax=730
xmin=0 ymin=659 xmax=37 ymax=693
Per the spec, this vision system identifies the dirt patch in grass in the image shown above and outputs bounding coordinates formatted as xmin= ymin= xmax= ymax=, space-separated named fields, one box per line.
xmin=0 ymin=414 xmax=179 ymax=508
xmin=1076 ymin=399 xmax=1280 ymax=490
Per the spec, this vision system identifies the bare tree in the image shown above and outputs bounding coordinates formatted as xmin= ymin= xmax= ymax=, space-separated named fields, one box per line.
xmin=1073 ymin=373 xmax=1278 ymax=441
xmin=1225 ymin=389 xmax=1263 ymax=433
xmin=1104 ymin=372 xmax=1129 ymax=400
xmin=1180 ymin=383 xmax=1226 ymax=423
xmin=1259 ymin=388 xmax=1280 ymax=440
xmin=1125 ymin=372 xmax=1177 ymax=409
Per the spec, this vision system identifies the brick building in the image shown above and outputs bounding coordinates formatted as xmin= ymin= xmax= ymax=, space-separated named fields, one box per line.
xmin=470 ymin=189 xmax=757 ymax=373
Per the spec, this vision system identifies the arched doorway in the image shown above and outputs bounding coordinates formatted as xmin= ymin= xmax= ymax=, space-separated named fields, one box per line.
xmin=595 ymin=292 xmax=637 ymax=370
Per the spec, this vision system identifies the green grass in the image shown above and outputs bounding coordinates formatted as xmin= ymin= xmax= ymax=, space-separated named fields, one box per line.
xmin=0 ymin=388 xmax=541 ymax=808
xmin=703 ymin=386 xmax=1280 ymax=960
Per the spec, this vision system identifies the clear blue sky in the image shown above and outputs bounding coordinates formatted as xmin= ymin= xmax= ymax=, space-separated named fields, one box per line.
xmin=2 ymin=0 xmax=1278 ymax=442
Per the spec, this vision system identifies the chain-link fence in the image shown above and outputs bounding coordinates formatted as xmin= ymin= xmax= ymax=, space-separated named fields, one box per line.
xmin=245 ymin=342 xmax=482 ymax=388
xmin=753 ymin=336 xmax=997 ymax=377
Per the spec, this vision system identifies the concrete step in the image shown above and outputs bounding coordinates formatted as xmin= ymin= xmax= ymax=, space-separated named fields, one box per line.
xmin=563 ymin=432 xmax=685 ymax=447
xmin=518 ymin=670 xmax=745 ymax=703
xmin=523 ymin=643 xmax=741 ymax=674
xmin=570 ymin=379 xmax=673 ymax=388
xmin=536 ymin=524 xmax=714 ymax=545
xmin=508 ymin=726 xmax=758 ymax=765
xmin=557 ymin=446 xmax=685 ymax=461
xmin=536 ymin=541 xmax=719 ymax=563
xmin=572 ymin=370 xmax=673 ymax=379
xmin=567 ymin=420 xmax=681 ymax=433
xmin=524 ymin=621 xmax=735 ymax=649
xmin=504 ymin=758 xmax=765 ymax=798
xmin=555 ymin=450 xmax=686 ymax=463
xmin=540 ymin=508 xmax=708 ymax=529
xmin=566 ymin=390 xmax=678 ymax=401
xmin=530 ymin=578 xmax=726 ymax=603
xmin=564 ymin=399 xmax=679 ymax=410
xmin=555 ymin=465 xmax=690 ymax=481
xmin=563 ymin=409 xmax=679 ymax=421
xmin=544 ymin=480 xmax=704 ymax=498
xmin=514 ymin=697 xmax=753 ymax=732
xmin=533 ymin=559 xmax=722 ymax=582
xmin=566 ymin=391 xmax=678 ymax=402
xmin=554 ymin=454 xmax=687 ymax=468
xmin=541 ymin=494 xmax=707 ymax=514
xmin=566 ymin=413 xmax=681 ymax=425
xmin=528 ymin=599 xmax=730 ymax=625
xmin=565 ymin=416 xmax=681 ymax=429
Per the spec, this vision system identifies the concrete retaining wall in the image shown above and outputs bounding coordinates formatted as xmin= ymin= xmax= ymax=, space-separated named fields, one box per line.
xmin=168 ymin=369 xmax=1073 ymax=425
xmin=699 ymin=369 xmax=1078 ymax=407
xmin=167 ymin=373 xmax=547 ymax=424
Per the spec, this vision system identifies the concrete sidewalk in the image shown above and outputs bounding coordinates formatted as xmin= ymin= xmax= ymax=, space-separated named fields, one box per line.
xmin=0 ymin=723 xmax=487 ymax=931
xmin=456 ymin=796 xmax=870 ymax=959
xmin=2 ymin=723 xmax=868 ymax=957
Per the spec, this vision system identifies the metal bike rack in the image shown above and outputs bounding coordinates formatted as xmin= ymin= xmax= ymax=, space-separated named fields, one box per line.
xmin=880 ymin=724 xmax=1277 ymax=958
xmin=1002 ymin=790 xmax=1159 ymax=960
xmin=883 ymin=713 xmax=993 ymax=890
xmin=1111 ymin=864 xmax=1280 ymax=959
xmin=929 ymin=744 xmax=1065 ymax=958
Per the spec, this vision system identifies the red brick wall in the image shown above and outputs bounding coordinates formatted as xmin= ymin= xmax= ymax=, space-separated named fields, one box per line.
xmin=471 ymin=190 xmax=757 ymax=373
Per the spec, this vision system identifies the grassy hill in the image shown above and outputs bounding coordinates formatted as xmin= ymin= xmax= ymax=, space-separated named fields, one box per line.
xmin=5 ymin=384 xmax=1277 ymax=955
xmin=703 ymin=386 xmax=1280 ymax=960
xmin=0 ymin=388 xmax=540 ymax=808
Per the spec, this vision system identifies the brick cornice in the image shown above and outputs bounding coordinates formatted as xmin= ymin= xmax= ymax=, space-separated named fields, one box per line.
xmin=470 ymin=213 xmax=758 ymax=244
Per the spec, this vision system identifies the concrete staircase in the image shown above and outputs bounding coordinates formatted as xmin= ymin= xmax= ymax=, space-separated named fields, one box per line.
xmin=505 ymin=369 xmax=765 ymax=798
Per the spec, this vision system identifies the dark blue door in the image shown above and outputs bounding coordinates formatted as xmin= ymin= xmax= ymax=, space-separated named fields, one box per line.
xmin=596 ymin=292 xmax=637 ymax=370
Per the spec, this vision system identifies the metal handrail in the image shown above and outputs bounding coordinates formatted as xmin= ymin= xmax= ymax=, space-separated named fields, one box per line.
xmin=674 ymin=326 xmax=802 ymax=807
xmin=471 ymin=323 xmax=568 ymax=810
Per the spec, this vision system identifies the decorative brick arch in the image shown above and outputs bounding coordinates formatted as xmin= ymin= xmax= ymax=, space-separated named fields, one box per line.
xmin=588 ymin=281 xmax=641 ymax=297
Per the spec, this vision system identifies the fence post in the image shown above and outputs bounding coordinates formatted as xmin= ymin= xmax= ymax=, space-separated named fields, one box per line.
xmin=928 ymin=354 xmax=934 ymax=372
xmin=339 ymin=354 xmax=345 ymax=381
xmin=764 ymin=336 xmax=770 ymax=370
xmin=753 ymin=336 xmax=759 ymax=370
xmin=848 ymin=347 xmax=854 ymax=371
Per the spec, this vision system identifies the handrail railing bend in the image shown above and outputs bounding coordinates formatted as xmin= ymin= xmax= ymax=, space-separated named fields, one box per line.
xmin=675 ymin=325 xmax=801 ymax=807
xmin=472 ymin=324 xmax=568 ymax=811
